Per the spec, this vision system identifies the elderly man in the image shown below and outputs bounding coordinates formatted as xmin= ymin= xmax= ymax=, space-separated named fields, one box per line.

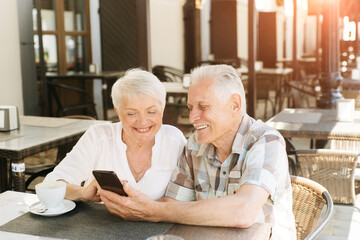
xmin=99 ymin=65 xmax=296 ymax=239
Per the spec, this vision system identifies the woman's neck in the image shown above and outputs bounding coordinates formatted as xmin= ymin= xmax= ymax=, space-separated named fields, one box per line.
xmin=122 ymin=131 xmax=155 ymax=151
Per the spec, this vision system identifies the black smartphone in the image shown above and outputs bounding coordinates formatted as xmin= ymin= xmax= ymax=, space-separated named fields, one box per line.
xmin=92 ymin=170 xmax=128 ymax=196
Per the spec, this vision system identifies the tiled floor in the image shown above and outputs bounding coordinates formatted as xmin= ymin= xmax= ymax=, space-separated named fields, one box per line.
xmin=317 ymin=205 xmax=360 ymax=240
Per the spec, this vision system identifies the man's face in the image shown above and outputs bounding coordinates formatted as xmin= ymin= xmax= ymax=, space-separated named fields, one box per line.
xmin=187 ymin=78 xmax=235 ymax=145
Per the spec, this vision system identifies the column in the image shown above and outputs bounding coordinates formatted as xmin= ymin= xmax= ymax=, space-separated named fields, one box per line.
xmin=317 ymin=0 xmax=343 ymax=108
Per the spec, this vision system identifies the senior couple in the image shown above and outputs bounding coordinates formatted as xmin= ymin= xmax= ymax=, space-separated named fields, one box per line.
xmin=45 ymin=65 xmax=296 ymax=239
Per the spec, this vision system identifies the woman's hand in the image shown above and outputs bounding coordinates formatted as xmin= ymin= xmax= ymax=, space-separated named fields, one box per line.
xmin=80 ymin=179 xmax=101 ymax=202
xmin=62 ymin=179 xmax=101 ymax=202
xmin=99 ymin=181 xmax=159 ymax=221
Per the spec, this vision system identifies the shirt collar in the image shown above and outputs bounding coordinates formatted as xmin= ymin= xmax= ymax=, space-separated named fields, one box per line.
xmin=194 ymin=114 xmax=253 ymax=165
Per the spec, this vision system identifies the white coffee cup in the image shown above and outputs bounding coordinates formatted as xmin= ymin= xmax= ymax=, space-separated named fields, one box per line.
xmin=35 ymin=181 xmax=66 ymax=212
xmin=336 ymin=99 xmax=355 ymax=121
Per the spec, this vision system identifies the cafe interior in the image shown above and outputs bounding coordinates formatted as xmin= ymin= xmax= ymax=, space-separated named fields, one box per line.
xmin=1 ymin=0 xmax=360 ymax=239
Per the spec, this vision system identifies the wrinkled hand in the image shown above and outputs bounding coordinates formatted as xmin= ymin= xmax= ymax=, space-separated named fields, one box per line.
xmin=98 ymin=181 xmax=157 ymax=221
xmin=80 ymin=179 xmax=101 ymax=202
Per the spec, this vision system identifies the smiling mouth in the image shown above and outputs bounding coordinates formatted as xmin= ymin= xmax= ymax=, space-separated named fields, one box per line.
xmin=194 ymin=124 xmax=209 ymax=130
xmin=135 ymin=126 xmax=152 ymax=133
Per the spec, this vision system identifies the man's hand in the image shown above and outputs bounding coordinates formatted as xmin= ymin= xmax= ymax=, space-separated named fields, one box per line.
xmin=98 ymin=181 xmax=158 ymax=221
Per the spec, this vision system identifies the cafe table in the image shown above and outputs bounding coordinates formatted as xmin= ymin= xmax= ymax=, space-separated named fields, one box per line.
xmin=0 ymin=116 xmax=108 ymax=192
xmin=265 ymin=108 xmax=360 ymax=149
xmin=0 ymin=191 xmax=271 ymax=240
xmin=46 ymin=71 xmax=125 ymax=120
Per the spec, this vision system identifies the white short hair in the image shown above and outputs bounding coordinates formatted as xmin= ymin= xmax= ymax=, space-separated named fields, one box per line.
xmin=190 ymin=65 xmax=246 ymax=114
xmin=111 ymin=69 xmax=166 ymax=110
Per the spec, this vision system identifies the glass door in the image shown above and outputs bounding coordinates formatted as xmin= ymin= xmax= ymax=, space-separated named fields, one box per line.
xmin=33 ymin=0 xmax=91 ymax=75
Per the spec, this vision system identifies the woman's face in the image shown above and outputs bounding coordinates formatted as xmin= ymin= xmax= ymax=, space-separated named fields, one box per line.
xmin=115 ymin=95 xmax=163 ymax=146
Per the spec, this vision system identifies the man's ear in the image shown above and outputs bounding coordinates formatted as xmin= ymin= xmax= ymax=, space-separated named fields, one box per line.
xmin=230 ymin=94 xmax=242 ymax=114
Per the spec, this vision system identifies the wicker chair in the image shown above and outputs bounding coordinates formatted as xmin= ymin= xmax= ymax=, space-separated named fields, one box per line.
xmin=291 ymin=175 xmax=333 ymax=240
xmin=295 ymin=149 xmax=359 ymax=205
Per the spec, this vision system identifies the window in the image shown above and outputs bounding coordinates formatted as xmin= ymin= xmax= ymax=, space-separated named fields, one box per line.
xmin=33 ymin=0 xmax=91 ymax=74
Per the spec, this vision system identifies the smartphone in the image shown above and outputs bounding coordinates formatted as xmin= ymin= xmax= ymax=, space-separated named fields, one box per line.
xmin=92 ymin=170 xmax=128 ymax=196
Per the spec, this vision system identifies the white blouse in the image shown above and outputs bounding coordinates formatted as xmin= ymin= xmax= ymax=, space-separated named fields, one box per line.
xmin=44 ymin=122 xmax=187 ymax=200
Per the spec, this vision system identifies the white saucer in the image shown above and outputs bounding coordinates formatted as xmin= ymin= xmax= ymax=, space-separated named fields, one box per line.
xmin=29 ymin=199 xmax=76 ymax=217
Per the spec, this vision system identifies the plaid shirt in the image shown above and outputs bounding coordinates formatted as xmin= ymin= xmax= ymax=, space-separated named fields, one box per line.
xmin=166 ymin=114 xmax=296 ymax=240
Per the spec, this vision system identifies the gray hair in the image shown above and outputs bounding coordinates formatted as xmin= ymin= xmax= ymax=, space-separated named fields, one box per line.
xmin=111 ymin=69 xmax=166 ymax=110
xmin=190 ymin=65 xmax=246 ymax=114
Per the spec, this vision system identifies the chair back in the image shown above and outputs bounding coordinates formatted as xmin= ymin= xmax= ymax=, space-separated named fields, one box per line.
xmin=255 ymin=75 xmax=276 ymax=118
xmin=291 ymin=175 xmax=333 ymax=240
xmin=152 ymin=65 xmax=184 ymax=83
xmin=330 ymin=139 xmax=360 ymax=151
xmin=296 ymin=149 xmax=358 ymax=204
xmin=287 ymin=80 xmax=317 ymax=108
xmin=48 ymin=81 xmax=98 ymax=119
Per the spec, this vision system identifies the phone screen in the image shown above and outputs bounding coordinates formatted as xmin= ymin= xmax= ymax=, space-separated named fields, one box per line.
xmin=92 ymin=170 xmax=128 ymax=196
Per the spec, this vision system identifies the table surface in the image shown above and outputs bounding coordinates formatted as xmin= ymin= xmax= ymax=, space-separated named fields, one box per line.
xmin=0 ymin=191 xmax=271 ymax=240
xmin=266 ymin=108 xmax=360 ymax=140
xmin=0 ymin=116 xmax=108 ymax=157
xmin=0 ymin=116 xmax=108 ymax=192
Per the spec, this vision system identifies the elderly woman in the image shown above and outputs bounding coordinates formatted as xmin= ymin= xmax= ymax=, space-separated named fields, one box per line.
xmin=44 ymin=69 xmax=186 ymax=201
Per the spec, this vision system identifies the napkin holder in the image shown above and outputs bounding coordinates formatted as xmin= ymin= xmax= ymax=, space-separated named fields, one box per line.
xmin=0 ymin=106 xmax=19 ymax=131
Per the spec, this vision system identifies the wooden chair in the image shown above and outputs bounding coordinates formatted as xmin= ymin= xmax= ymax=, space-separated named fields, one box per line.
xmin=48 ymin=81 xmax=98 ymax=119
xmin=152 ymin=65 xmax=190 ymax=128
xmin=295 ymin=149 xmax=359 ymax=205
xmin=256 ymin=75 xmax=276 ymax=119
xmin=240 ymin=75 xmax=275 ymax=119
xmin=152 ymin=65 xmax=184 ymax=83
xmin=291 ymin=175 xmax=333 ymax=240
xmin=287 ymin=78 xmax=318 ymax=108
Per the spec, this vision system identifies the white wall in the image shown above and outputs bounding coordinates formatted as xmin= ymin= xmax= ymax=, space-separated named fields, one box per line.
xmin=89 ymin=0 xmax=104 ymax=119
xmin=201 ymin=0 xmax=211 ymax=61
xmin=149 ymin=0 xmax=185 ymax=70
xmin=0 ymin=0 xmax=24 ymax=114
xmin=237 ymin=1 xmax=248 ymax=60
